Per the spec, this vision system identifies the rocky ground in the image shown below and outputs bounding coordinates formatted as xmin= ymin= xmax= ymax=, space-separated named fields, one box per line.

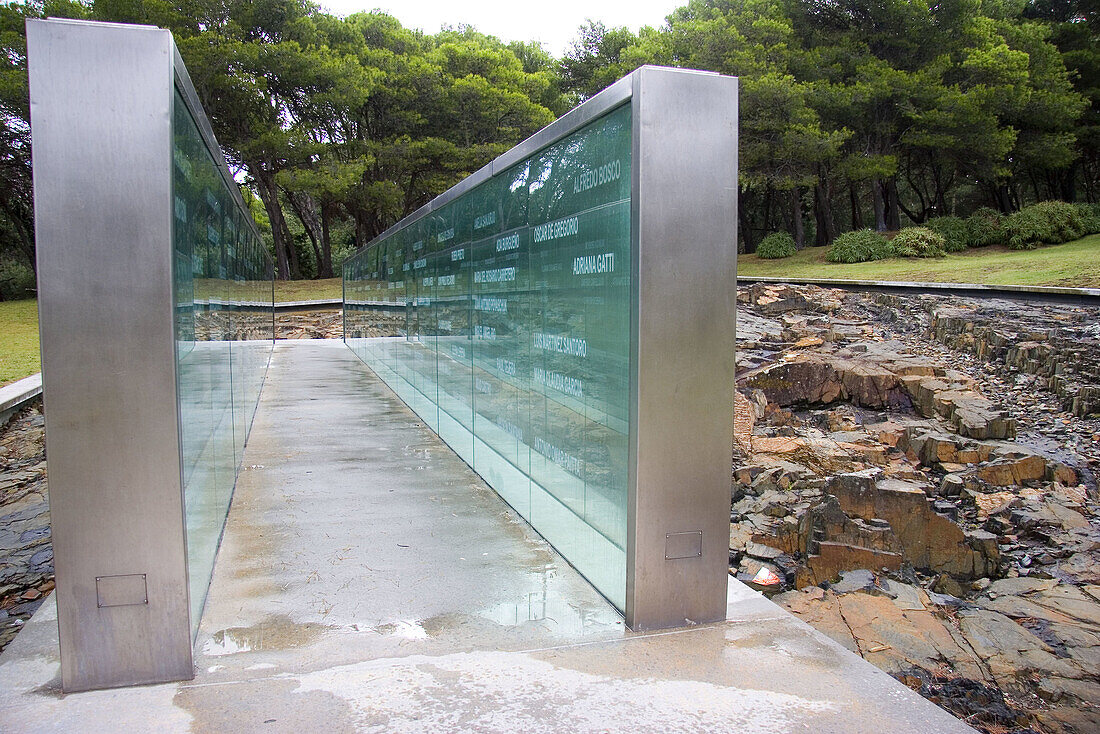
xmin=0 ymin=402 xmax=51 ymax=653
xmin=734 ymin=283 xmax=1100 ymax=734
xmin=3 ymin=294 xmax=1099 ymax=732
xmin=276 ymin=308 xmax=343 ymax=339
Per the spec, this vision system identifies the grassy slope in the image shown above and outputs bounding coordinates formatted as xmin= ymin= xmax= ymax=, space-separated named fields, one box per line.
xmin=0 ymin=281 xmax=343 ymax=387
xmin=0 ymin=299 xmax=40 ymax=388
xmin=736 ymin=235 xmax=1100 ymax=288
xmin=274 ymin=277 xmax=342 ymax=302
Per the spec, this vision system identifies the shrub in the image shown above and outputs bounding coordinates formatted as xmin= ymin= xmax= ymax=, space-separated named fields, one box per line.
xmin=966 ymin=207 xmax=1005 ymax=247
xmin=0 ymin=259 xmax=35 ymax=301
xmin=1074 ymin=203 xmax=1100 ymax=235
xmin=1005 ymin=208 xmax=1051 ymax=250
xmin=755 ymin=232 xmax=797 ymax=259
xmin=827 ymin=229 xmax=894 ymax=263
xmin=891 ymin=227 xmax=946 ymax=258
xmin=924 ymin=216 xmax=971 ymax=252
xmin=1005 ymin=200 xmax=1086 ymax=250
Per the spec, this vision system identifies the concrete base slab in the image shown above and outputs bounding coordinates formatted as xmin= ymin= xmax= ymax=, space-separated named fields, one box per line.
xmin=0 ymin=342 xmax=975 ymax=732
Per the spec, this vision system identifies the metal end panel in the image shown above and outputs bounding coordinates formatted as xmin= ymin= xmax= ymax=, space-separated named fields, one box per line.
xmin=626 ymin=66 xmax=738 ymax=630
xmin=28 ymin=18 xmax=193 ymax=690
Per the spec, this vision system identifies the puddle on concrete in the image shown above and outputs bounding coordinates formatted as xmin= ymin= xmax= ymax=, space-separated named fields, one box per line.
xmin=373 ymin=620 xmax=430 ymax=640
xmin=203 ymin=616 xmax=329 ymax=657
xmin=364 ymin=591 xmax=622 ymax=642
xmin=721 ymin=621 xmax=848 ymax=673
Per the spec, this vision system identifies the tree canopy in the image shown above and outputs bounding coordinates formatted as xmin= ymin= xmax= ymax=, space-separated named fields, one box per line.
xmin=0 ymin=0 xmax=1095 ymax=291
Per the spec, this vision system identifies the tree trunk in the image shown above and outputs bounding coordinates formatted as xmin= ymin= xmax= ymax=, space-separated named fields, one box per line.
xmin=885 ymin=178 xmax=901 ymax=230
xmin=872 ymin=180 xmax=886 ymax=231
xmin=319 ymin=202 xmax=335 ymax=279
xmin=1060 ymin=165 xmax=1076 ymax=203
xmin=850 ymin=183 xmax=863 ymax=230
xmin=737 ymin=187 xmax=753 ymax=254
xmin=762 ymin=185 xmax=774 ymax=234
xmin=250 ymin=164 xmax=299 ymax=280
xmin=991 ymin=182 xmax=1013 ymax=213
xmin=354 ymin=213 xmax=373 ymax=254
xmin=790 ymin=187 xmax=804 ymax=249
xmin=813 ymin=179 xmax=836 ymax=246
xmin=285 ymin=191 xmax=323 ymax=275
xmin=933 ymin=169 xmax=949 ymax=217
xmin=0 ymin=198 xmax=35 ymax=275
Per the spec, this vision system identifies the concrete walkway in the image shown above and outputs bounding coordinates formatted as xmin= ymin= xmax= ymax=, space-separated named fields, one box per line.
xmin=0 ymin=341 xmax=975 ymax=733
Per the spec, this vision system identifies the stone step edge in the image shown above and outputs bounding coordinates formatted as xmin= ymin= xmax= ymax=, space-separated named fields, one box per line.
xmin=738 ymin=276 xmax=1100 ymax=304
xmin=0 ymin=373 xmax=42 ymax=426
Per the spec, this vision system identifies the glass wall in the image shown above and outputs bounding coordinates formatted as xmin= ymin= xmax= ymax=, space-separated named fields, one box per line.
xmin=345 ymin=104 xmax=631 ymax=610
xmin=172 ymin=85 xmax=275 ymax=636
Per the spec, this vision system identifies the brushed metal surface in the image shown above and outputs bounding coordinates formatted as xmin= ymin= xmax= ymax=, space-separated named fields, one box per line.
xmin=28 ymin=18 xmax=193 ymax=690
xmin=626 ymin=66 xmax=738 ymax=630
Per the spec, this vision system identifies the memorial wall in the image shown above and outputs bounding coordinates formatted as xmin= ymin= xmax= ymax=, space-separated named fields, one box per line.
xmin=28 ymin=18 xmax=274 ymax=690
xmin=345 ymin=104 xmax=632 ymax=609
xmin=172 ymin=86 xmax=275 ymax=634
xmin=347 ymin=66 xmax=738 ymax=632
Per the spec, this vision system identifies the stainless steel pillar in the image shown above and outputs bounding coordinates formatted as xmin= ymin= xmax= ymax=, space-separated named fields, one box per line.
xmin=626 ymin=67 xmax=738 ymax=629
xmin=28 ymin=17 xmax=278 ymax=691
xmin=28 ymin=18 xmax=191 ymax=691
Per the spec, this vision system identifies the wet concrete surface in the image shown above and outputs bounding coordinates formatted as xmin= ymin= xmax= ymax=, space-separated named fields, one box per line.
xmin=0 ymin=342 xmax=976 ymax=732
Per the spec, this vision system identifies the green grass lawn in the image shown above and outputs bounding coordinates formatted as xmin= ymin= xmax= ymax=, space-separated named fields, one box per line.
xmin=275 ymin=277 xmax=342 ymax=302
xmin=0 ymin=280 xmax=343 ymax=386
xmin=737 ymin=234 xmax=1100 ymax=288
xmin=0 ymin=299 xmax=40 ymax=388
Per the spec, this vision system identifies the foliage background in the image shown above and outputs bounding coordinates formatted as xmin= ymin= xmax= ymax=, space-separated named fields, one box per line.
xmin=0 ymin=0 xmax=1096 ymax=293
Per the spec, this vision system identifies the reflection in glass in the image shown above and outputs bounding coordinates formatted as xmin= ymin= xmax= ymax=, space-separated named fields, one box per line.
xmin=172 ymin=86 xmax=274 ymax=637
xmin=345 ymin=105 xmax=631 ymax=610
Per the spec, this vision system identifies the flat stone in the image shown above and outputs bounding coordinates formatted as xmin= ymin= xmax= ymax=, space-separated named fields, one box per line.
xmin=1038 ymin=676 xmax=1100 ymax=703
xmin=829 ymin=569 xmax=878 ymax=595
xmin=744 ymin=541 xmax=783 ymax=560
xmin=1033 ymin=585 xmax=1100 ymax=626
xmin=1066 ymin=644 xmax=1100 ymax=671
xmin=1059 ymin=553 xmax=1100 ymax=584
xmin=835 ymin=592 xmax=986 ymax=679
xmin=883 ymin=581 xmax=925 ymax=611
xmin=959 ymin=610 xmax=1085 ymax=683
xmin=1033 ymin=705 xmax=1100 ymax=734
xmin=976 ymin=595 xmax=1075 ymax=625
xmin=1049 ymin=622 xmax=1100 ymax=649
xmin=985 ymin=577 xmax=1060 ymax=598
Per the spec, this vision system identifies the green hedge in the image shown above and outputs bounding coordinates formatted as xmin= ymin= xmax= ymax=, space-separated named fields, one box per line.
xmin=892 ymin=227 xmax=946 ymax=258
xmin=1005 ymin=200 xmax=1088 ymax=250
xmin=827 ymin=229 xmax=894 ymax=263
xmin=1076 ymin=203 xmax=1100 ymax=235
xmin=924 ymin=216 xmax=971 ymax=252
xmin=0 ymin=259 xmax=35 ymax=301
xmin=966 ymin=207 xmax=1005 ymax=247
xmin=755 ymin=232 xmax=797 ymax=259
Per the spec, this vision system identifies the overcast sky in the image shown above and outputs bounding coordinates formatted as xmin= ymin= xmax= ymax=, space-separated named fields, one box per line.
xmin=316 ymin=0 xmax=679 ymax=57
